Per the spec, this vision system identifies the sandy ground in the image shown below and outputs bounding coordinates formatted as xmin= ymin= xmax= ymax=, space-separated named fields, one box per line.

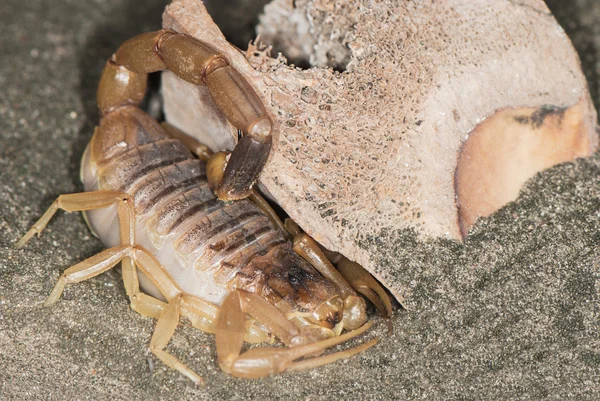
xmin=1 ymin=0 xmax=599 ymax=399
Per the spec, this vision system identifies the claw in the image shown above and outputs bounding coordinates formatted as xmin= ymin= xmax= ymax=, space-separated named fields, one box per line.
xmin=286 ymin=220 xmax=394 ymax=319
xmin=337 ymin=256 xmax=394 ymax=318
xmin=217 ymin=289 xmax=378 ymax=379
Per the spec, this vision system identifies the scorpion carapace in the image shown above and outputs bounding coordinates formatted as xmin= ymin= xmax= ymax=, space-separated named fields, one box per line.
xmin=17 ymin=30 xmax=391 ymax=385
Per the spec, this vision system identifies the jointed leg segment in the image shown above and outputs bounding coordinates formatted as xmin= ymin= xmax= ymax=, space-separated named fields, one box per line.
xmin=22 ymin=207 xmax=208 ymax=385
xmin=16 ymin=191 xmax=135 ymax=249
xmin=215 ymin=290 xmax=378 ymax=379
xmin=40 ymin=240 xmax=207 ymax=385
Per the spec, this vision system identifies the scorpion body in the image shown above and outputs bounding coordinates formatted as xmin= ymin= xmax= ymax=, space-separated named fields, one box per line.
xmin=18 ymin=30 xmax=390 ymax=384
xmin=81 ymin=106 xmax=285 ymax=306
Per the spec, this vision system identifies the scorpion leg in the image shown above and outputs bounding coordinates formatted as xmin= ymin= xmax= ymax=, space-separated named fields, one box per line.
xmin=336 ymin=256 xmax=395 ymax=317
xmin=288 ymin=218 xmax=394 ymax=314
xmin=291 ymin=234 xmax=367 ymax=330
xmin=18 ymin=193 xmax=209 ymax=383
xmin=42 ymin=244 xmax=205 ymax=385
xmin=129 ymin=277 xmax=271 ymax=343
xmin=16 ymin=191 xmax=135 ymax=249
xmin=149 ymin=294 xmax=206 ymax=385
xmin=107 ymin=30 xmax=272 ymax=201
xmin=247 ymin=190 xmax=292 ymax=241
xmin=216 ymin=290 xmax=378 ymax=379
xmin=130 ymin=248 xmax=268 ymax=383
xmin=148 ymin=293 xmax=267 ymax=385
xmin=43 ymin=245 xmax=148 ymax=306
xmin=40 ymin=241 xmax=207 ymax=385
xmin=38 ymin=242 xmax=183 ymax=309
xmin=15 ymin=190 xmax=142 ymax=300
xmin=138 ymin=293 xmax=270 ymax=344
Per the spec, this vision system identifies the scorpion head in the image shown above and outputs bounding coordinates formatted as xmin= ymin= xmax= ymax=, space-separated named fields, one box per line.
xmin=236 ymin=243 xmax=367 ymax=340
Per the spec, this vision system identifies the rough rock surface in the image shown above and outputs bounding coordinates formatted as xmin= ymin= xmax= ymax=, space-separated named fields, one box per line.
xmin=162 ymin=0 xmax=597 ymax=303
xmin=1 ymin=0 xmax=599 ymax=399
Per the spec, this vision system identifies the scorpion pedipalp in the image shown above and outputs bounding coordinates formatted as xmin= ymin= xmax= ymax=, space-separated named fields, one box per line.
xmin=216 ymin=289 xmax=378 ymax=379
xmin=290 ymin=228 xmax=394 ymax=324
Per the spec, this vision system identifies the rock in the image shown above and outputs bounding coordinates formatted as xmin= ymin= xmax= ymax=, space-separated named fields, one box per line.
xmin=162 ymin=0 xmax=598 ymax=302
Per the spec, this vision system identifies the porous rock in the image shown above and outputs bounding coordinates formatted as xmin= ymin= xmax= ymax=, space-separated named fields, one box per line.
xmin=162 ymin=0 xmax=598 ymax=302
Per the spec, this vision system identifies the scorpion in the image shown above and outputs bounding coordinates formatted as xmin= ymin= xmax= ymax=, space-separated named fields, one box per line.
xmin=16 ymin=30 xmax=392 ymax=385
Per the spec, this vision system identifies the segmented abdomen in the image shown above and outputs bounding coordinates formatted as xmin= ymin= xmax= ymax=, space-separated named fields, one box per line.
xmin=85 ymin=109 xmax=285 ymax=303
